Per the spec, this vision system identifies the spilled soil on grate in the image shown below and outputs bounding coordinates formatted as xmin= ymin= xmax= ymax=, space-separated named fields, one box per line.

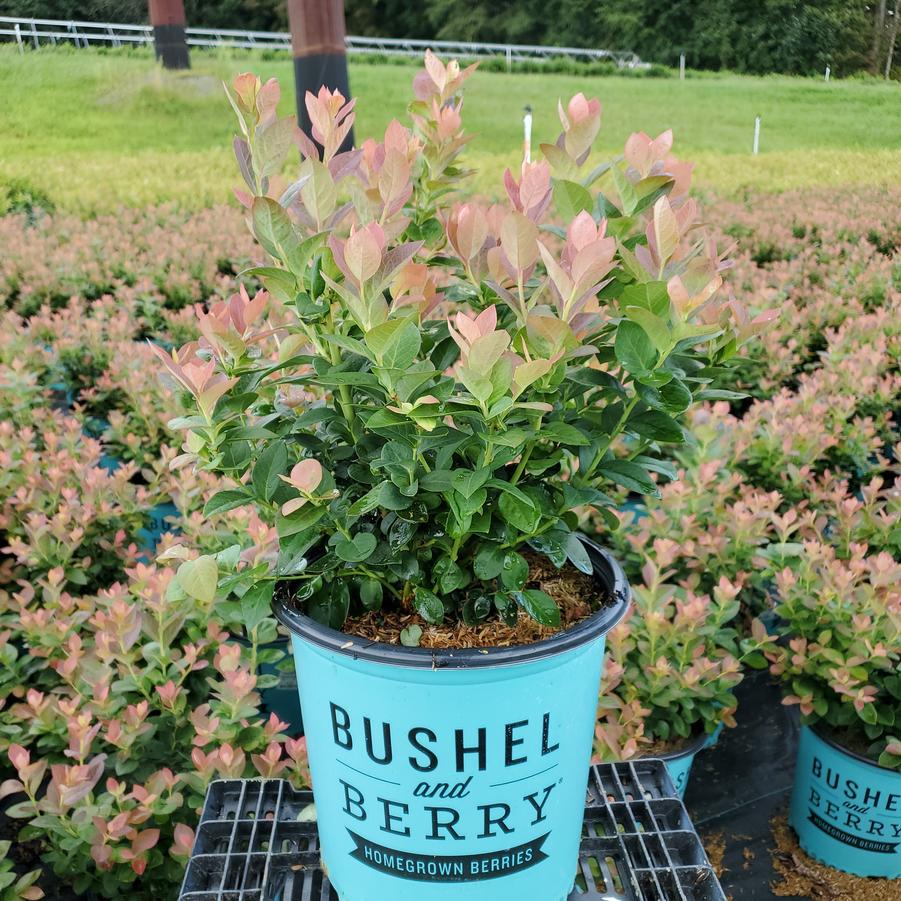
xmin=770 ymin=815 xmax=898 ymax=899
xmin=285 ymin=551 xmax=614 ymax=649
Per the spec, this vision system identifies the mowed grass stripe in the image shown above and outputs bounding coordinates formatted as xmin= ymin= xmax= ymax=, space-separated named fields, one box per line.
xmin=2 ymin=47 xmax=900 ymax=211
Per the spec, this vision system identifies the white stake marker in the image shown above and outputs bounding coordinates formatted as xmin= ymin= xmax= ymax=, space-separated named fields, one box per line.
xmin=825 ymin=65 xmax=831 ymax=82
xmin=523 ymin=105 xmax=533 ymax=164
xmin=753 ymin=115 xmax=761 ymax=155
xmin=679 ymin=53 xmax=686 ymax=81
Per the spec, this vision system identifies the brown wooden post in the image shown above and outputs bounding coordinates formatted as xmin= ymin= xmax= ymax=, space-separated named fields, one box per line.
xmin=287 ymin=0 xmax=354 ymax=151
xmin=886 ymin=0 xmax=901 ymax=79
xmin=872 ymin=0 xmax=888 ymax=75
xmin=149 ymin=0 xmax=190 ymax=70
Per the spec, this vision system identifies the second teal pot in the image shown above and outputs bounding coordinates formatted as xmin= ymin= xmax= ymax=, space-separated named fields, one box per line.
xmin=790 ymin=723 xmax=900 ymax=878
xmin=274 ymin=539 xmax=630 ymax=901
xmin=651 ymin=724 xmax=723 ymax=798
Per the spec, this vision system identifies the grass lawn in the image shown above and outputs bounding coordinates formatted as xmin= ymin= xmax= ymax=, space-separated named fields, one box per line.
xmin=3 ymin=46 xmax=901 ymax=211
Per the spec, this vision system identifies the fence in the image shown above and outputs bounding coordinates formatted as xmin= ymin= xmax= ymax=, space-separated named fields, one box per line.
xmin=0 ymin=16 xmax=644 ymax=68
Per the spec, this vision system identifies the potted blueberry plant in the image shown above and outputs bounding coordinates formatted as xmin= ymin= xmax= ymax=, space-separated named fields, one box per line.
xmin=156 ymin=54 xmax=768 ymax=901
xmin=594 ymin=554 xmax=772 ymax=796
xmin=765 ymin=539 xmax=900 ymax=878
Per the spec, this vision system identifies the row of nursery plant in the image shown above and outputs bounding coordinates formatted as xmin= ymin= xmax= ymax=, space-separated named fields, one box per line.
xmin=0 ymin=61 xmax=898 ymax=898
xmin=596 ymin=214 xmax=900 ymax=768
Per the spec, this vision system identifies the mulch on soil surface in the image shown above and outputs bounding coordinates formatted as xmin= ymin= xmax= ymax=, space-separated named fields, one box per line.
xmin=321 ymin=552 xmax=610 ymax=649
xmin=770 ymin=815 xmax=898 ymax=900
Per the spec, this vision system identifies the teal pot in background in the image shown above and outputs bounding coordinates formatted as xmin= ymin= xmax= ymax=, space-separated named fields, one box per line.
xmin=790 ymin=723 xmax=900 ymax=878
xmin=273 ymin=539 xmax=630 ymax=901
xmin=232 ymin=635 xmax=304 ymax=734
xmin=651 ymin=724 xmax=723 ymax=798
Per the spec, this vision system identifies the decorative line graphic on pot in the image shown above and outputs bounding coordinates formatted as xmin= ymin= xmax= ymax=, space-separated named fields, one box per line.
xmin=348 ymin=831 xmax=550 ymax=881
xmin=803 ymin=754 xmax=901 ymax=852
xmin=329 ymin=700 xmax=562 ymax=882
xmin=806 ymin=811 xmax=898 ymax=854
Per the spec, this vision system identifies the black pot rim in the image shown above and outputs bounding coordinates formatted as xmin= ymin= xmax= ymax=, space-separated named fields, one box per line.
xmin=641 ymin=726 xmax=710 ymax=763
xmin=808 ymin=721 xmax=897 ymax=775
xmin=272 ymin=536 xmax=630 ymax=670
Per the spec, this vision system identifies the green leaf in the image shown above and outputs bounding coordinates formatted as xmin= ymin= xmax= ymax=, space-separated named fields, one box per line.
xmin=513 ymin=589 xmax=561 ymax=627
xmin=627 ymin=410 xmax=684 ymax=443
xmin=529 ymin=528 xmax=570 ymax=567
xmin=653 ymin=196 xmax=679 ymax=262
xmin=615 ymin=320 xmax=658 ymax=375
xmin=499 ymin=491 xmax=542 ymax=533
xmin=625 ymin=306 xmax=672 ymax=356
xmin=541 ymin=421 xmax=590 ymax=446
xmin=596 ymin=460 xmax=660 ymax=496
xmin=176 ymin=555 xmax=218 ymax=605
xmin=611 ymin=167 xmax=638 ymax=215
xmin=695 ymin=389 xmax=748 ymax=401
xmin=256 ymin=116 xmax=295 ymax=177
xmin=420 ymin=470 xmax=456 ymax=492
xmin=859 ymin=704 xmax=878 ymax=725
xmin=553 ymin=179 xmax=593 ymax=219
xmin=414 ymin=587 xmax=445 ymax=625
xmin=242 ymin=266 xmax=297 ymax=304
xmin=309 ymin=582 xmax=349 ymax=630
xmin=252 ymin=441 xmax=288 ymax=502
xmin=474 ymin=545 xmax=506 ymax=580
xmin=434 ymin=557 xmax=468 ymax=593
xmin=452 ymin=469 xmax=491 ymax=499
xmin=240 ymin=581 xmax=275 ymax=632
xmin=251 ymin=197 xmax=306 ymax=273
xmin=203 ymin=489 xmax=252 ymax=516
xmin=365 ymin=318 xmax=422 ymax=369
xmin=379 ymin=482 xmax=414 ymax=511
xmin=620 ymin=282 xmax=670 ymax=318
xmin=486 ymin=479 xmax=537 ymax=510
xmin=334 ymin=532 xmax=378 ymax=563
xmin=658 ymin=378 xmax=693 ymax=413
xmin=565 ymin=533 xmax=592 ymax=574
xmin=359 ymin=579 xmax=383 ymax=611
xmin=633 ymin=455 xmax=678 ymax=480
xmin=348 ymin=484 xmax=383 ymax=516
xmin=500 ymin=552 xmax=529 ymax=591
xmin=322 ymin=332 xmax=371 ymax=359
xmin=633 ymin=175 xmax=675 ymax=211
xmin=400 ymin=624 xmax=423 ymax=647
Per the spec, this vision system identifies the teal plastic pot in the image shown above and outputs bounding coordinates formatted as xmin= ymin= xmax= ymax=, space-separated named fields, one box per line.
xmin=653 ymin=725 xmax=721 ymax=798
xmin=790 ymin=723 xmax=901 ymax=878
xmin=273 ymin=540 xmax=630 ymax=901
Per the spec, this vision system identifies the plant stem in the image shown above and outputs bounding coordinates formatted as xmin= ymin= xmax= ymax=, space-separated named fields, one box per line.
xmin=582 ymin=393 xmax=640 ymax=483
xmin=510 ymin=445 xmax=534 ymax=484
xmin=500 ymin=519 xmax=556 ymax=550
xmin=324 ymin=307 xmax=359 ymax=444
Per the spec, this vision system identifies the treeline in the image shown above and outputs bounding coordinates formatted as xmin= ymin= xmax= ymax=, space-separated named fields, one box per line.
xmin=0 ymin=2 xmax=288 ymax=32
xmin=347 ymin=0 xmax=894 ymax=76
xmin=2 ymin=1 xmax=898 ymax=77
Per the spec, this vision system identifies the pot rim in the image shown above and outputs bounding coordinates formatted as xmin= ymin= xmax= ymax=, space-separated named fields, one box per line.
xmin=642 ymin=726 xmax=710 ymax=763
xmin=272 ymin=536 xmax=630 ymax=670
xmin=807 ymin=721 xmax=898 ymax=775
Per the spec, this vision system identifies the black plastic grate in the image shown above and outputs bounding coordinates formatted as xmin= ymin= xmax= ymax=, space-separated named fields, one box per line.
xmin=180 ymin=761 xmax=724 ymax=901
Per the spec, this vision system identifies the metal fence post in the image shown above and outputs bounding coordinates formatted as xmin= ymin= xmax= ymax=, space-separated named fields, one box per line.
xmin=14 ymin=21 xmax=23 ymax=52
xmin=29 ymin=18 xmax=38 ymax=49
xmin=506 ymin=45 xmax=512 ymax=72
